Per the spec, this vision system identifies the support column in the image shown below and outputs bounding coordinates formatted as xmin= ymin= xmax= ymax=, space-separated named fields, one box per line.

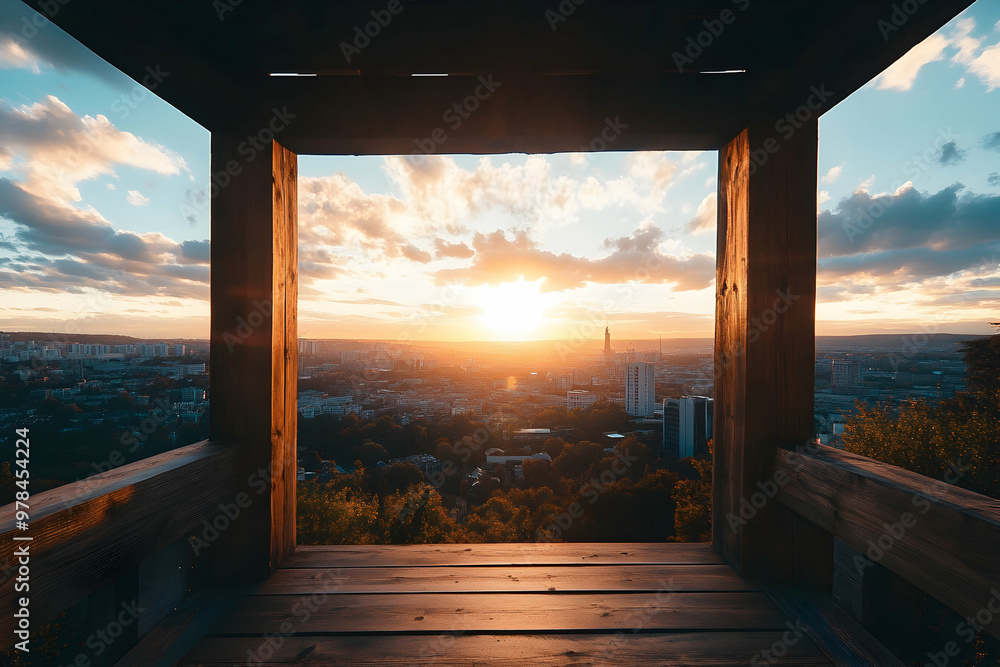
xmin=209 ymin=135 xmax=298 ymax=580
xmin=712 ymin=120 xmax=818 ymax=580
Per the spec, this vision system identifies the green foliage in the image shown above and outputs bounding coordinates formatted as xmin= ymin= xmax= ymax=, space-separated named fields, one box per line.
xmin=843 ymin=326 xmax=1000 ymax=498
xmin=843 ymin=393 xmax=1000 ymax=498
xmin=673 ymin=456 xmax=713 ymax=542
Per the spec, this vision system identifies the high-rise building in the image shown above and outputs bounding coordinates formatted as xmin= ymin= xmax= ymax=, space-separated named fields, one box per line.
xmin=625 ymin=362 xmax=656 ymax=417
xmin=831 ymin=359 xmax=861 ymax=387
xmin=604 ymin=326 xmax=611 ymax=358
xmin=663 ymin=396 xmax=713 ymax=459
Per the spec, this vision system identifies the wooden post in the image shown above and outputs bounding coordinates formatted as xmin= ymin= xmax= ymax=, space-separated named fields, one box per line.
xmin=209 ymin=134 xmax=298 ymax=580
xmin=712 ymin=120 xmax=818 ymax=580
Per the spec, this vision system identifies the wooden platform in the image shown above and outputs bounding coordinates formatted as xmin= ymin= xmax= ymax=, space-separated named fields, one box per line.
xmin=178 ymin=543 xmax=832 ymax=666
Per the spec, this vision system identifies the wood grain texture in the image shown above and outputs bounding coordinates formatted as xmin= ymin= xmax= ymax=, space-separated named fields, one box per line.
xmin=285 ymin=542 xmax=723 ymax=568
xmin=0 ymin=440 xmax=240 ymax=648
xmin=213 ymin=592 xmax=791 ymax=634
xmin=209 ymin=136 xmax=298 ymax=580
xmin=254 ymin=565 xmax=758 ymax=595
xmin=180 ymin=632 xmax=832 ymax=666
xmin=774 ymin=445 xmax=1000 ymax=638
xmin=712 ymin=120 xmax=818 ymax=579
xmin=272 ymin=141 xmax=298 ymax=566
xmin=764 ymin=584 xmax=905 ymax=666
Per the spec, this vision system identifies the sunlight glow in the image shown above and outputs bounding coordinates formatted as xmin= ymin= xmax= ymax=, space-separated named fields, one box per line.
xmin=477 ymin=279 xmax=548 ymax=340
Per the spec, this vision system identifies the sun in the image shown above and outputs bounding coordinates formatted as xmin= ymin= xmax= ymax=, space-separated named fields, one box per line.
xmin=477 ymin=279 xmax=548 ymax=340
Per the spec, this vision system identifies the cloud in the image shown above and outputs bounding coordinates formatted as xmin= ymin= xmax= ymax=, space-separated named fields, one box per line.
xmin=433 ymin=227 xmax=715 ymax=292
xmin=0 ymin=96 xmax=185 ymax=203
xmin=0 ymin=4 xmax=130 ymax=87
xmin=967 ymin=41 xmax=1000 ymax=90
xmin=126 ymin=190 xmax=149 ymax=207
xmin=875 ymin=33 xmax=949 ymax=91
xmin=401 ymin=244 xmax=432 ymax=263
xmin=817 ymin=184 xmax=1000 ymax=282
xmin=982 ymin=132 xmax=1000 ymax=152
xmin=0 ymin=36 xmax=39 ymax=72
xmin=178 ymin=240 xmax=210 ymax=264
xmin=988 ymin=173 xmax=999 ymax=187
xmin=873 ymin=18 xmax=1000 ymax=92
xmin=382 ymin=154 xmax=579 ymax=227
xmin=822 ymin=165 xmax=843 ymax=184
xmin=434 ymin=239 xmax=474 ymax=259
xmin=685 ymin=193 xmax=716 ymax=235
xmin=936 ymin=141 xmax=967 ymax=165
xmin=0 ymin=178 xmax=209 ymax=299
xmin=332 ymin=297 xmax=405 ymax=307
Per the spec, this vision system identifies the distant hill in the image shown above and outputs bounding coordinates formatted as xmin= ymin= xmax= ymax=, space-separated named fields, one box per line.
xmin=3 ymin=332 xmax=206 ymax=345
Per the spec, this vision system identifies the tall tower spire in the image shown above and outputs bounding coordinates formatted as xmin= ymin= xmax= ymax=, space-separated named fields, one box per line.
xmin=604 ymin=324 xmax=611 ymax=357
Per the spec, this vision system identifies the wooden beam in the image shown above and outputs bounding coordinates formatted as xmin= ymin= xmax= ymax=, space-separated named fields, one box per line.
xmin=752 ymin=0 xmax=975 ymax=116
xmin=0 ymin=440 xmax=241 ymax=648
xmin=712 ymin=120 xmax=818 ymax=579
xmin=774 ymin=445 xmax=1000 ymax=639
xmin=263 ymin=73 xmax=747 ymax=155
xmin=209 ymin=135 xmax=298 ymax=579
xmin=764 ymin=583 xmax=905 ymax=666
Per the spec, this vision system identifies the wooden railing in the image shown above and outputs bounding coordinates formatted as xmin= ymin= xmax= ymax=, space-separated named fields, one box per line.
xmin=773 ymin=444 xmax=1000 ymax=640
xmin=0 ymin=440 xmax=243 ymax=657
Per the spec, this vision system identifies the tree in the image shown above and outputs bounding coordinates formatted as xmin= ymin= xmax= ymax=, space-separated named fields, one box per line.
xmin=842 ymin=324 xmax=1000 ymax=499
xmin=673 ymin=456 xmax=712 ymax=542
xmin=960 ymin=323 xmax=1000 ymax=396
xmin=354 ymin=440 xmax=389 ymax=469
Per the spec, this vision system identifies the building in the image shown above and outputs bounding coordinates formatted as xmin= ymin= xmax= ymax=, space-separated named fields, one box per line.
xmin=173 ymin=343 xmax=186 ymax=357
xmin=604 ymin=326 xmax=612 ymax=359
xmin=181 ymin=387 xmax=206 ymax=403
xmin=831 ymin=359 xmax=861 ymax=387
xmin=663 ymin=396 xmax=713 ymax=459
xmin=625 ymin=362 xmax=656 ymax=417
xmin=567 ymin=389 xmax=599 ymax=410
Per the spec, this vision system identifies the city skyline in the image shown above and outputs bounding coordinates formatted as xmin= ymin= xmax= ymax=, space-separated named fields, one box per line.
xmin=0 ymin=1 xmax=998 ymax=341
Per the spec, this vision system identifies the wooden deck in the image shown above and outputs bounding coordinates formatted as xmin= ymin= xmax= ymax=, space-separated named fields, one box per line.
xmin=178 ymin=543 xmax=832 ymax=666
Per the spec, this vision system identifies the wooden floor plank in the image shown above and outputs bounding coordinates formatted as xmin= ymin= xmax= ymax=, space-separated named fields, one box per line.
xmin=254 ymin=564 xmax=758 ymax=595
xmin=180 ymin=632 xmax=832 ymax=666
xmin=285 ymin=543 xmax=722 ymax=568
xmin=212 ymin=592 xmax=790 ymax=634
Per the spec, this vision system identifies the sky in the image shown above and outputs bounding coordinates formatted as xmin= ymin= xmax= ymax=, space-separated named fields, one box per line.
xmin=0 ymin=1 xmax=997 ymax=342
